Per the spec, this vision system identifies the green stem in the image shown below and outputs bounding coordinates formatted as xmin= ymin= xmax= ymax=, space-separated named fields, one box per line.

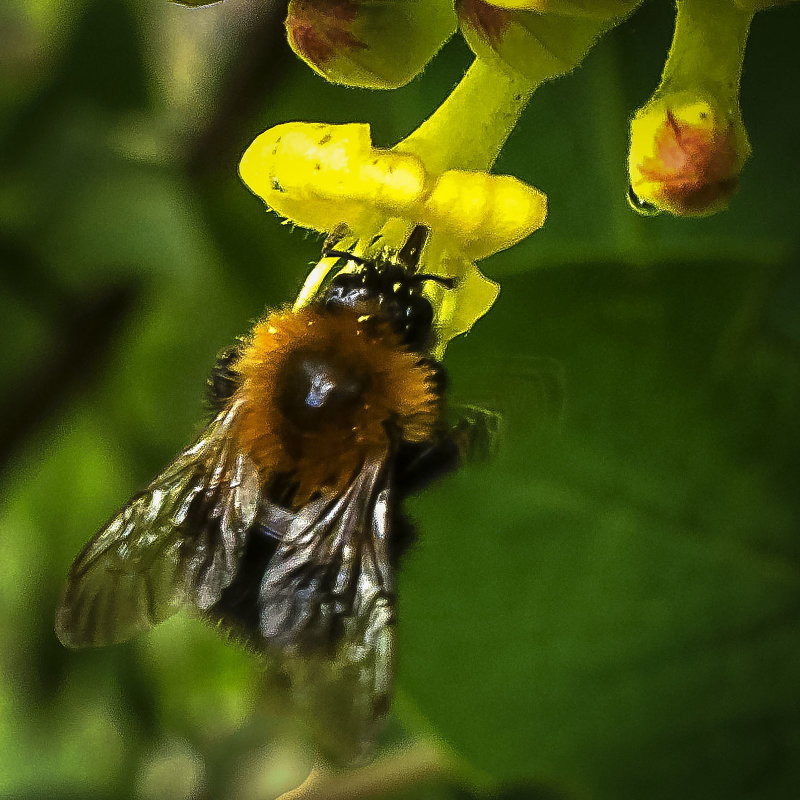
xmin=660 ymin=0 xmax=753 ymax=97
xmin=394 ymin=57 xmax=537 ymax=175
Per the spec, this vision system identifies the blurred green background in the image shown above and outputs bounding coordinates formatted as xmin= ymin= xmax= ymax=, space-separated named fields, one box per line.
xmin=2 ymin=1 xmax=800 ymax=798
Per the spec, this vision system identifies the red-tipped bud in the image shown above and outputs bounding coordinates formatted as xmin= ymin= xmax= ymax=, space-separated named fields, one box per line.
xmin=628 ymin=96 xmax=750 ymax=217
xmin=285 ymin=0 xmax=456 ymax=89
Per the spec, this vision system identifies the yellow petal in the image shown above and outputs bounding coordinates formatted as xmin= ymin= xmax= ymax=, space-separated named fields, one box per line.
xmin=240 ymin=122 xmax=547 ymax=259
xmin=422 ymin=171 xmax=547 ymax=259
xmin=239 ymin=122 xmax=427 ymax=235
xmin=432 ymin=256 xmax=501 ymax=355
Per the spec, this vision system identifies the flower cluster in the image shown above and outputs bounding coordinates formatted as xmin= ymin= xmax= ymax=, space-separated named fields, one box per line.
xmin=173 ymin=0 xmax=797 ymax=344
xmin=283 ymin=0 xmax=643 ymax=90
xmin=237 ymin=0 xmax=655 ymax=349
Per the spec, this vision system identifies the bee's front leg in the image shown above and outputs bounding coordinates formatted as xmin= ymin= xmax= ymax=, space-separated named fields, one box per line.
xmin=206 ymin=344 xmax=243 ymax=412
xmin=447 ymin=404 xmax=503 ymax=464
xmin=394 ymin=405 xmax=501 ymax=498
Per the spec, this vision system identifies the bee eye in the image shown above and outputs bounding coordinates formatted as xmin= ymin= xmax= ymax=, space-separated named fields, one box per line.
xmin=277 ymin=351 xmax=368 ymax=431
xmin=407 ymin=294 xmax=433 ymax=327
xmin=400 ymin=294 xmax=434 ymax=350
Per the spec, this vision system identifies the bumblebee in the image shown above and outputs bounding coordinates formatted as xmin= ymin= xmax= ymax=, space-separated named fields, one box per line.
xmin=55 ymin=225 xmax=489 ymax=764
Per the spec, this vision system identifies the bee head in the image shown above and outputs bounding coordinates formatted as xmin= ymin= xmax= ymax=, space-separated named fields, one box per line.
xmin=321 ymin=225 xmax=454 ymax=352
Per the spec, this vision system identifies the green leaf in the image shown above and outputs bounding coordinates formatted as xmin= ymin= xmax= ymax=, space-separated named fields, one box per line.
xmin=54 ymin=0 xmax=149 ymax=112
xmin=398 ymin=257 xmax=800 ymax=798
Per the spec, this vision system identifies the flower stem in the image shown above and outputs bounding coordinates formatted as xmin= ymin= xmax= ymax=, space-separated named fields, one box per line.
xmin=659 ymin=0 xmax=753 ymax=97
xmin=394 ymin=58 xmax=538 ymax=175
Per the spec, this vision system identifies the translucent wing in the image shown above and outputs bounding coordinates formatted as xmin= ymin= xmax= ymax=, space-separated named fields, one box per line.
xmin=55 ymin=399 xmax=261 ymax=648
xmin=255 ymin=457 xmax=396 ymax=765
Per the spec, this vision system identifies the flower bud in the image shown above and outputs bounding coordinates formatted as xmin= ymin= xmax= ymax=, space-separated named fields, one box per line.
xmin=628 ymin=94 xmax=750 ymax=216
xmin=484 ymin=0 xmax=641 ymax=18
xmin=285 ymin=0 xmax=456 ymax=89
xmin=458 ymin=0 xmax=642 ymax=84
xmin=627 ymin=0 xmax=753 ymax=216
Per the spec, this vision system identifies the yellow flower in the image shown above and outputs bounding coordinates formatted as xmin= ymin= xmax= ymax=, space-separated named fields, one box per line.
xmin=239 ymin=119 xmax=547 ymax=350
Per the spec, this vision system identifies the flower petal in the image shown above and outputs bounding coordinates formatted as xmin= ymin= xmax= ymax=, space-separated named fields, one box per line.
xmin=239 ymin=122 xmax=547 ymax=259
xmin=239 ymin=122 xmax=427 ymax=235
xmin=423 ymin=171 xmax=546 ymax=260
xmin=427 ymin=248 xmax=501 ymax=354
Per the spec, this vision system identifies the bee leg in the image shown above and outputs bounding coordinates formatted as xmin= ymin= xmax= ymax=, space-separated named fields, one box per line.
xmin=322 ymin=222 xmax=351 ymax=257
xmin=206 ymin=344 xmax=243 ymax=413
xmin=389 ymin=509 xmax=418 ymax=567
xmin=390 ymin=409 xmax=499 ymax=564
xmin=448 ymin=404 xmax=503 ymax=464
xmin=394 ymin=406 xmax=500 ymax=498
xmin=394 ymin=438 xmax=460 ymax=498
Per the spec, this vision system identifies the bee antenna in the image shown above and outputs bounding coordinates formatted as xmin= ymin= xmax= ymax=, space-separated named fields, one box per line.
xmin=323 ymin=249 xmax=371 ymax=267
xmin=322 ymin=223 xmax=374 ymax=266
xmin=415 ymin=273 xmax=458 ymax=290
xmin=397 ymin=224 xmax=430 ymax=272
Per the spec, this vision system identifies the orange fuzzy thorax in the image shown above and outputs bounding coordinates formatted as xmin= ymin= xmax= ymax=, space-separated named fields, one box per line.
xmin=231 ymin=306 xmax=441 ymax=506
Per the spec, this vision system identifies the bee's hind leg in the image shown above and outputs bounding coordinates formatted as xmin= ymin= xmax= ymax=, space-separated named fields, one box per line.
xmin=206 ymin=344 xmax=243 ymax=413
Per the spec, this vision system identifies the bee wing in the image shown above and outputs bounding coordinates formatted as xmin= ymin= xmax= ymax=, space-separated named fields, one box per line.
xmin=256 ymin=456 xmax=396 ymax=765
xmin=56 ymin=399 xmax=260 ymax=649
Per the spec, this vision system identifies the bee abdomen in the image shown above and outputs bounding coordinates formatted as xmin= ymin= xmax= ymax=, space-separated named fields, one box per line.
xmin=206 ymin=525 xmax=279 ymax=638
